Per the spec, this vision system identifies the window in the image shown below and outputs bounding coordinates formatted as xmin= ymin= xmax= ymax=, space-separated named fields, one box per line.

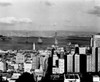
xmin=65 ymin=74 xmax=79 ymax=79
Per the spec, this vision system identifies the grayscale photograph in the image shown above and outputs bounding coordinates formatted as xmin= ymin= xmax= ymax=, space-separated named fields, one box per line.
xmin=0 ymin=0 xmax=99 ymax=82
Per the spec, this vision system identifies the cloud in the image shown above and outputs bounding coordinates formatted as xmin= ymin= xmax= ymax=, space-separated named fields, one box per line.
xmin=0 ymin=2 xmax=12 ymax=6
xmin=88 ymin=6 xmax=100 ymax=16
xmin=45 ymin=1 xmax=53 ymax=6
xmin=0 ymin=17 xmax=32 ymax=25
xmin=40 ymin=1 xmax=54 ymax=7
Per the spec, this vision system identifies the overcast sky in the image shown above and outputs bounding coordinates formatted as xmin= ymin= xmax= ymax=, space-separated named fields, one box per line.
xmin=0 ymin=0 xmax=100 ymax=32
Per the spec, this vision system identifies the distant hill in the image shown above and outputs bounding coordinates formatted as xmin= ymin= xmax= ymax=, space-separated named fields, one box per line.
xmin=0 ymin=30 xmax=97 ymax=37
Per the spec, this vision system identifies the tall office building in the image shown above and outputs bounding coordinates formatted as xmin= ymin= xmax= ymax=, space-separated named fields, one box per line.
xmin=95 ymin=47 xmax=98 ymax=72
xmin=91 ymin=35 xmax=100 ymax=72
xmin=52 ymin=53 xmax=59 ymax=74
xmin=67 ymin=54 xmax=73 ymax=72
xmin=74 ymin=54 xmax=80 ymax=72
xmin=93 ymin=34 xmax=100 ymax=47
xmin=87 ymin=55 xmax=92 ymax=72
xmin=64 ymin=55 xmax=67 ymax=74
xmin=98 ymin=48 xmax=100 ymax=72
xmin=59 ymin=59 xmax=64 ymax=74
xmin=53 ymin=54 xmax=58 ymax=67
xmin=91 ymin=47 xmax=95 ymax=72
xmin=32 ymin=55 xmax=40 ymax=69
xmin=80 ymin=55 xmax=87 ymax=73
